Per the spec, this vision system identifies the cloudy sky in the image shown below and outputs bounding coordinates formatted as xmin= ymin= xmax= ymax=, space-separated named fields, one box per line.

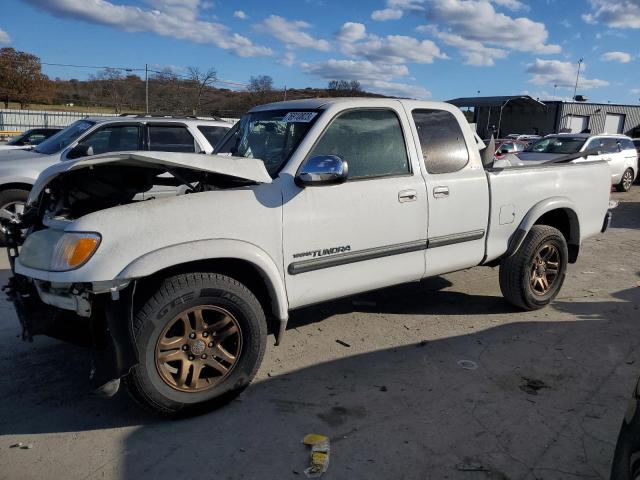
xmin=2 ymin=0 xmax=640 ymax=102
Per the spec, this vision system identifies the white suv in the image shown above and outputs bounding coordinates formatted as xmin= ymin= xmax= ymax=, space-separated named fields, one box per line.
xmin=515 ymin=133 xmax=638 ymax=192
xmin=0 ymin=116 xmax=231 ymax=241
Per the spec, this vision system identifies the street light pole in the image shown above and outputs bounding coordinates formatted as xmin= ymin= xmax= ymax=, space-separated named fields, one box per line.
xmin=572 ymin=58 xmax=583 ymax=102
xmin=145 ymin=63 xmax=149 ymax=114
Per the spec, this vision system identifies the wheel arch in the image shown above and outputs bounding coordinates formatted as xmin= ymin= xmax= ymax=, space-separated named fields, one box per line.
xmin=0 ymin=181 xmax=34 ymax=193
xmin=506 ymin=197 xmax=581 ymax=263
xmin=116 ymin=239 xmax=289 ymax=342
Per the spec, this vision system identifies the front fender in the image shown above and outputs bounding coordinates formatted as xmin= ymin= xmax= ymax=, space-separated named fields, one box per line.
xmin=505 ymin=196 xmax=580 ymax=257
xmin=116 ymin=239 xmax=288 ymax=321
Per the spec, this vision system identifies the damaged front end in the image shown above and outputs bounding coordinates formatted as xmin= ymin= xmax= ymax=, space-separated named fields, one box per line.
xmin=2 ymin=151 xmax=272 ymax=394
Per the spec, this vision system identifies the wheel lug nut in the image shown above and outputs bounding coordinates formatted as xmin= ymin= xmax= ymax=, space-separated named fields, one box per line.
xmin=189 ymin=333 xmax=196 ymax=339
xmin=202 ymin=332 xmax=208 ymax=338
xmin=208 ymin=342 xmax=214 ymax=348
xmin=201 ymin=354 xmax=207 ymax=359
xmin=182 ymin=345 xmax=188 ymax=351
xmin=188 ymin=355 xmax=195 ymax=361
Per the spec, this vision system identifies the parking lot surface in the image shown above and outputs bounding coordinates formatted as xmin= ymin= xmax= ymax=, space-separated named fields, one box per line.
xmin=1 ymin=186 xmax=639 ymax=480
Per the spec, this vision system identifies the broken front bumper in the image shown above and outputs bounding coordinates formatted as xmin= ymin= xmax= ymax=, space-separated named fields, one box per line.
xmin=4 ymin=272 xmax=139 ymax=390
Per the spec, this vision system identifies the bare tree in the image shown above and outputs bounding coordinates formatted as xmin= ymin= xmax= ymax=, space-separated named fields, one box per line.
xmin=248 ymin=75 xmax=274 ymax=93
xmin=187 ymin=66 xmax=217 ymax=115
xmin=92 ymin=68 xmax=125 ymax=113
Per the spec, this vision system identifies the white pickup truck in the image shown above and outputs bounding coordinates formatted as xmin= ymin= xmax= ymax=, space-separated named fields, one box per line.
xmin=4 ymin=98 xmax=614 ymax=416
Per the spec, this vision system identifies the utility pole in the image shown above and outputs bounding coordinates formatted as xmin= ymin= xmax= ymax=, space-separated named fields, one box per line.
xmin=284 ymin=85 xmax=287 ymax=101
xmin=145 ymin=63 xmax=149 ymax=114
xmin=572 ymin=58 xmax=583 ymax=102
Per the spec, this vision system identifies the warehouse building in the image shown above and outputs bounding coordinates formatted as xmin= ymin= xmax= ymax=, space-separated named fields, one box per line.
xmin=448 ymin=95 xmax=640 ymax=139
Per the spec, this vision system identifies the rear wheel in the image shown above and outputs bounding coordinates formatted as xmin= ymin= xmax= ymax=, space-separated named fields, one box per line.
xmin=0 ymin=189 xmax=29 ymax=245
xmin=124 ymin=272 xmax=267 ymax=417
xmin=617 ymin=168 xmax=634 ymax=192
xmin=499 ymin=225 xmax=568 ymax=310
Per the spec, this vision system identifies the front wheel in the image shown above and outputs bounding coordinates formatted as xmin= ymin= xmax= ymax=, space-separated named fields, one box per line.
xmin=124 ymin=272 xmax=267 ymax=417
xmin=616 ymin=168 xmax=634 ymax=192
xmin=0 ymin=188 xmax=29 ymax=245
xmin=499 ymin=225 xmax=568 ymax=310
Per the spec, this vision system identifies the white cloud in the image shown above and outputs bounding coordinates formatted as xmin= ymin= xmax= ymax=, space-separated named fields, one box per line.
xmin=336 ymin=22 xmax=367 ymax=42
xmin=492 ymin=0 xmax=529 ymax=11
xmin=0 ymin=28 xmax=10 ymax=44
xmin=371 ymin=8 xmax=404 ymax=21
xmin=583 ymin=0 xmax=640 ymax=29
xmin=601 ymin=51 xmax=633 ymax=63
xmin=233 ymin=10 xmax=247 ymax=20
xmin=363 ymin=79 xmax=431 ymax=98
xmin=422 ymin=0 xmax=560 ymax=54
xmin=255 ymin=15 xmax=330 ymax=51
xmin=278 ymin=52 xmax=296 ymax=67
xmin=24 ymin=0 xmax=271 ymax=57
xmin=428 ymin=29 xmax=507 ymax=65
xmin=338 ymin=23 xmax=447 ymax=64
xmin=301 ymin=59 xmax=409 ymax=81
xmin=526 ymin=59 xmax=609 ymax=89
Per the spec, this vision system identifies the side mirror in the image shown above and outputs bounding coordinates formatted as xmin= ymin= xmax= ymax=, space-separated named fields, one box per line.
xmin=295 ymin=155 xmax=348 ymax=187
xmin=67 ymin=144 xmax=94 ymax=160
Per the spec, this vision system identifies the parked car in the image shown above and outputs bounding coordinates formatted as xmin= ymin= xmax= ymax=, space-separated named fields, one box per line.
xmin=0 ymin=116 xmax=231 ymax=242
xmin=493 ymin=139 xmax=529 ymax=159
xmin=3 ymin=98 xmax=614 ymax=416
xmin=0 ymin=128 xmax=62 ymax=151
xmin=512 ymin=134 xmax=638 ymax=192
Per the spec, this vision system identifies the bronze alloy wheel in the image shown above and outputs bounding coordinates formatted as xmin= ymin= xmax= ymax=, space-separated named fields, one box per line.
xmin=155 ymin=305 xmax=242 ymax=393
xmin=529 ymin=243 xmax=560 ymax=296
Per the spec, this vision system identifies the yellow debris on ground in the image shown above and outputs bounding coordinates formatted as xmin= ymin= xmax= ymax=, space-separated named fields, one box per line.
xmin=302 ymin=434 xmax=330 ymax=478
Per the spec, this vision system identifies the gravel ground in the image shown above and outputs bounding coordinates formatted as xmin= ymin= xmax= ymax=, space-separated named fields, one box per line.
xmin=0 ymin=186 xmax=639 ymax=480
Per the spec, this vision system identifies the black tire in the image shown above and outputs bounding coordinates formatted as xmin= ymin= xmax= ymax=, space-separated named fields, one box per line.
xmin=0 ymin=188 xmax=30 ymax=245
xmin=611 ymin=382 xmax=640 ymax=480
xmin=499 ymin=225 xmax=568 ymax=310
xmin=616 ymin=168 xmax=634 ymax=192
xmin=124 ymin=272 xmax=267 ymax=417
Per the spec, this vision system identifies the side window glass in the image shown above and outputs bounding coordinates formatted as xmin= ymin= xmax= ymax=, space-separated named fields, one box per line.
xmin=79 ymin=125 xmax=140 ymax=155
xmin=412 ymin=109 xmax=469 ymax=174
xmin=197 ymin=126 xmax=229 ymax=149
xmin=148 ymin=125 xmax=197 ymax=153
xmin=308 ymin=109 xmax=410 ymax=179
xmin=601 ymin=138 xmax=619 ymax=154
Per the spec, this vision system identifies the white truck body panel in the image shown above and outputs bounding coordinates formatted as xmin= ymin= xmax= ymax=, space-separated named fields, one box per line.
xmin=12 ymin=98 xmax=613 ymax=323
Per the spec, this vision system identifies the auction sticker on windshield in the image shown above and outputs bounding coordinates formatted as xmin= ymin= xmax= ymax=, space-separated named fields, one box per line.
xmin=283 ymin=112 xmax=317 ymax=123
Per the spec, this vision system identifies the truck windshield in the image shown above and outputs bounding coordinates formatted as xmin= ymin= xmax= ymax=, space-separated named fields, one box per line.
xmin=524 ymin=137 xmax=586 ymax=154
xmin=34 ymin=120 xmax=95 ymax=155
xmin=214 ymin=110 xmax=320 ymax=177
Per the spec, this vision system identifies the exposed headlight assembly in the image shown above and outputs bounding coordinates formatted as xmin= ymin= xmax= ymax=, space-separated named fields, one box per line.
xmin=20 ymin=230 xmax=101 ymax=272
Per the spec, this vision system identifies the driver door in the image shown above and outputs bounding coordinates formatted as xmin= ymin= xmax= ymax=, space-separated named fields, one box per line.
xmin=282 ymin=107 xmax=428 ymax=309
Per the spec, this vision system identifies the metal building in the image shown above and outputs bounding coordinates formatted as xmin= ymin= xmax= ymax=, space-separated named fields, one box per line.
xmin=448 ymin=95 xmax=640 ymax=139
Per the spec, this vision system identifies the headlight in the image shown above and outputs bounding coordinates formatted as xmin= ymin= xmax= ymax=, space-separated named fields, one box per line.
xmin=20 ymin=230 xmax=101 ymax=271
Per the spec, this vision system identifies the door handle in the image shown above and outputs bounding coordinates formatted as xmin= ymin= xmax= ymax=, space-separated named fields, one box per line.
xmin=433 ymin=186 xmax=449 ymax=198
xmin=398 ymin=189 xmax=417 ymax=202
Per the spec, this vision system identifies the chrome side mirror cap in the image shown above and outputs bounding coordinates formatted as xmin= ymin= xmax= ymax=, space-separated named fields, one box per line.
xmin=295 ymin=155 xmax=348 ymax=187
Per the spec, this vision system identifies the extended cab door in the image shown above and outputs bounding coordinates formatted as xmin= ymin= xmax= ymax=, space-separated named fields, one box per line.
xmin=407 ymin=107 xmax=489 ymax=275
xmin=282 ymin=106 xmax=428 ymax=309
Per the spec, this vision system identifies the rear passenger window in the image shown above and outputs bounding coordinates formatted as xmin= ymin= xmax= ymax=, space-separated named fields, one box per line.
xmin=412 ymin=109 xmax=469 ymax=174
xmin=197 ymin=126 xmax=229 ymax=149
xmin=308 ymin=109 xmax=410 ymax=179
xmin=600 ymin=138 xmax=620 ymax=154
xmin=619 ymin=138 xmax=635 ymax=151
xmin=148 ymin=125 xmax=196 ymax=152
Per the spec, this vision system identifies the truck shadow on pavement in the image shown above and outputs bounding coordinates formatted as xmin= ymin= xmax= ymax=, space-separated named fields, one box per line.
xmin=2 ymin=280 xmax=640 ymax=479
xmin=611 ymin=201 xmax=640 ymax=230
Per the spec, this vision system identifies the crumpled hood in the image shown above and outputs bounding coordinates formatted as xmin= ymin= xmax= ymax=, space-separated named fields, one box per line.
xmin=28 ymin=151 xmax=272 ymax=204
